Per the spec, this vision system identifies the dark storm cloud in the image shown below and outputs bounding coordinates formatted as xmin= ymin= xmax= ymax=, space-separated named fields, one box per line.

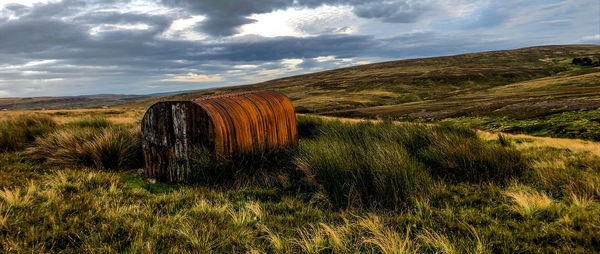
xmin=0 ymin=18 xmax=87 ymax=53
xmin=4 ymin=3 xmax=28 ymax=14
xmin=160 ymin=0 xmax=291 ymax=36
xmin=161 ymin=0 xmax=431 ymax=36
xmin=0 ymin=0 xmax=378 ymax=67
xmin=351 ymin=1 xmax=428 ymax=23
xmin=25 ymin=0 xmax=87 ymax=18
xmin=75 ymin=11 xmax=172 ymax=29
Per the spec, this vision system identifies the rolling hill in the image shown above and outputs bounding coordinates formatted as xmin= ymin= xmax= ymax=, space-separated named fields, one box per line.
xmin=4 ymin=45 xmax=600 ymax=119
xmin=0 ymin=94 xmax=150 ymax=110
xmin=132 ymin=44 xmax=600 ymax=119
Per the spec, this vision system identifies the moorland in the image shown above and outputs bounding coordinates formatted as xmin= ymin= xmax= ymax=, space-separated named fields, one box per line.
xmin=1 ymin=44 xmax=599 ymax=253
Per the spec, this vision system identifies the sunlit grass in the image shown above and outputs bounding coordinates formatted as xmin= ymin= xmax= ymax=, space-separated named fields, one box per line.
xmin=505 ymin=185 xmax=554 ymax=217
xmin=0 ymin=112 xmax=599 ymax=252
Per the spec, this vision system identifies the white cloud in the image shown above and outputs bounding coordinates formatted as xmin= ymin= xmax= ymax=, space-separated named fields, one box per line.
xmin=0 ymin=0 xmax=597 ymax=97
xmin=0 ymin=0 xmax=53 ymax=8
xmin=2 ymin=60 xmax=57 ymax=69
xmin=89 ymin=24 xmax=151 ymax=35
xmin=437 ymin=0 xmax=480 ymax=18
xmin=581 ymin=34 xmax=600 ymax=42
xmin=21 ymin=70 xmax=48 ymax=75
xmin=315 ymin=56 xmax=335 ymax=62
xmin=161 ymin=73 xmax=222 ymax=82
xmin=281 ymin=58 xmax=303 ymax=69
xmin=239 ymin=5 xmax=356 ymax=37
xmin=233 ymin=64 xmax=259 ymax=69
xmin=161 ymin=15 xmax=207 ymax=40
xmin=256 ymin=58 xmax=303 ymax=78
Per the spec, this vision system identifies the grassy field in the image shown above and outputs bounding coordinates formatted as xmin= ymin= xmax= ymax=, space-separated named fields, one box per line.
xmin=5 ymin=45 xmax=599 ymax=141
xmin=133 ymin=45 xmax=600 ymax=115
xmin=129 ymin=45 xmax=600 ymax=141
xmin=1 ymin=110 xmax=600 ymax=253
xmin=2 ymin=45 xmax=600 ymax=252
xmin=0 ymin=95 xmax=151 ymax=110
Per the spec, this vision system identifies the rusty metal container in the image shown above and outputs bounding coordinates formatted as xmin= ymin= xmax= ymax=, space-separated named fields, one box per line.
xmin=141 ymin=90 xmax=297 ymax=183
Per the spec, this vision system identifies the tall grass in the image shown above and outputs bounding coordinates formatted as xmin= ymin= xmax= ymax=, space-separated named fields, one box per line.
xmin=28 ymin=126 xmax=142 ymax=170
xmin=0 ymin=114 xmax=56 ymax=151
xmin=295 ymin=117 xmax=527 ymax=209
xmin=66 ymin=116 xmax=113 ymax=129
xmin=189 ymin=146 xmax=297 ymax=187
xmin=297 ymin=137 xmax=432 ymax=209
xmin=1 ymin=112 xmax=600 ymax=252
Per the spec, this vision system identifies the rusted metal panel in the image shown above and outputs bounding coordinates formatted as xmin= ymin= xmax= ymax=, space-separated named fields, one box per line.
xmin=141 ymin=90 xmax=297 ymax=183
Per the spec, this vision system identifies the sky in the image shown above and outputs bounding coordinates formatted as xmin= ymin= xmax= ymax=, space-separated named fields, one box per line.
xmin=0 ymin=0 xmax=598 ymax=97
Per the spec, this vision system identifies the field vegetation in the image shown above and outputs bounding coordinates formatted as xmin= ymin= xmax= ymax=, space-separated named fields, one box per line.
xmin=1 ymin=111 xmax=599 ymax=253
xmin=134 ymin=45 xmax=599 ymax=116
xmin=1 ymin=45 xmax=600 ymax=252
xmin=132 ymin=45 xmax=600 ymax=142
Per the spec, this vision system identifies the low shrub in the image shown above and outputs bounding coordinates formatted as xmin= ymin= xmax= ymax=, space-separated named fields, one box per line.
xmin=27 ymin=126 xmax=143 ymax=170
xmin=0 ymin=114 xmax=56 ymax=151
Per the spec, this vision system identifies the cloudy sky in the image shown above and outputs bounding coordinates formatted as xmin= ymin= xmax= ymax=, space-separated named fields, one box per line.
xmin=0 ymin=0 xmax=598 ymax=97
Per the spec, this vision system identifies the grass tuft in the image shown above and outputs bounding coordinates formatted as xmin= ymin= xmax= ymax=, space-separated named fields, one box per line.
xmin=67 ymin=116 xmax=113 ymax=129
xmin=0 ymin=182 xmax=36 ymax=208
xmin=418 ymin=229 xmax=456 ymax=254
xmin=360 ymin=216 xmax=417 ymax=254
xmin=295 ymin=118 xmax=527 ymax=209
xmin=0 ymin=114 xmax=56 ymax=151
xmin=505 ymin=185 xmax=554 ymax=217
xmin=27 ymin=126 xmax=142 ymax=170
xmin=189 ymin=146 xmax=297 ymax=187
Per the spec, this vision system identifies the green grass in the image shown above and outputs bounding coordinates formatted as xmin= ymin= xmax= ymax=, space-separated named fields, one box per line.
xmin=443 ymin=109 xmax=600 ymax=141
xmin=66 ymin=116 xmax=114 ymax=129
xmin=189 ymin=146 xmax=298 ymax=188
xmin=27 ymin=126 xmax=143 ymax=170
xmin=0 ymin=114 xmax=56 ymax=152
xmin=132 ymin=45 xmax=599 ymax=115
xmin=295 ymin=117 xmax=525 ymax=210
xmin=22 ymin=118 xmax=142 ymax=171
xmin=1 ymin=114 xmax=600 ymax=252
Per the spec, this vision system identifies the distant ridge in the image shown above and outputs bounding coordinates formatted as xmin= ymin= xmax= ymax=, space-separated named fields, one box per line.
xmin=128 ymin=44 xmax=600 ymax=120
xmin=3 ymin=45 xmax=599 ymax=111
xmin=0 ymin=89 xmax=206 ymax=110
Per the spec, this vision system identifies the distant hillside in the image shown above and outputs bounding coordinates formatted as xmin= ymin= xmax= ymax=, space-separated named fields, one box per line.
xmin=5 ymin=45 xmax=599 ymax=114
xmin=131 ymin=44 xmax=600 ymax=120
xmin=0 ymin=94 xmax=150 ymax=110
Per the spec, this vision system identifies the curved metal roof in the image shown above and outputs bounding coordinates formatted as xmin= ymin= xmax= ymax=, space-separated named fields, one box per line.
xmin=190 ymin=90 xmax=297 ymax=157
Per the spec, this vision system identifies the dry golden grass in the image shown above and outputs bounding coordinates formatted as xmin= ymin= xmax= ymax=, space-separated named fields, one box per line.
xmin=483 ymin=69 xmax=600 ymax=96
xmin=0 ymin=182 xmax=36 ymax=208
xmin=477 ymin=130 xmax=600 ymax=157
xmin=505 ymin=185 xmax=554 ymax=217
xmin=260 ymin=224 xmax=288 ymax=253
xmin=1 ymin=111 xmax=600 ymax=252
xmin=0 ymin=108 xmax=144 ymax=125
xmin=359 ymin=216 xmax=417 ymax=254
xmin=418 ymin=229 xmax=456 ymax=254
xmin=305 ymin=115 xmax=600 ymax=158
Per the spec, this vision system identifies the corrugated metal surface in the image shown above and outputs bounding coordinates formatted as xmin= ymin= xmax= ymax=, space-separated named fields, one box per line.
xmin=141 ymin=91 xmax=297 ymax=183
